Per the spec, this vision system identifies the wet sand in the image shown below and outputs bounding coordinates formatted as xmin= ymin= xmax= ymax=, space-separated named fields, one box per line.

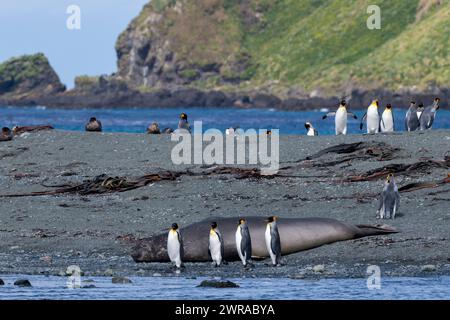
xmin=0 ymin=130 xmax=449 ymax=279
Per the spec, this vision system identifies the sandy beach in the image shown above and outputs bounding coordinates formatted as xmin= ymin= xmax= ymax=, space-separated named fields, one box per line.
xmin=0 ymin=130 xmax=449 ymax=279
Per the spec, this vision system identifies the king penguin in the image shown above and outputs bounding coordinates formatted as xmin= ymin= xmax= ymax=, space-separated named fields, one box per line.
xmin=167 ymin=223 xmax=184 ymax=269
xmin=304 ymin=122 xmax=318 ymax=136
xmin=322 ymin=100 xmax=357 ymax=135
xmin=377 ymin=173 xmax=400 ymax=219
xmin=405 ymin=101 xmax=419 ymax=131
xmin=209 ymin=222 xmax=224 ymax=267
xmin=265 ymin=216 xmax=282 ymax=266
xmin=235 ymin=218 xmax=252 ymax=267
xmin=178 ymin=113 xmax=191 ymax=132
xmin=380 ymin=104 xmax=395 ymax=133
xmin=419 ymin=98 xmax=440 ymax=130
xmin=360 ymin=100 xmax=380 ymax=134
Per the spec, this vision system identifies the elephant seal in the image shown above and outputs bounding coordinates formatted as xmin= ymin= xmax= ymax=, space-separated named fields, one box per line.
xmin=131 ymin=216 xmax=398 ymax=263
xmin=0 ymin=127 xmax=13 ymax=142
xmin=85 ymin=117 xmax=102 ymax=132
xmin=12 ymin=125 xmax=54 ymax=135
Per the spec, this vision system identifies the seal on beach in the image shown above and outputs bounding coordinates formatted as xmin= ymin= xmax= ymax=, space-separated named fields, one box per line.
xmin=377 ymin=173 xmax=400 ymax=219
xmin=178 ymin=113 xmax=190 ymax=132
xmin=0 ymin=127 xmax=13 ymax=142
xmin=380 ymin=104 xmax=394 ymax=133
xmin=12 ymin=125 xmax=54 ymax=135
xmin=322 ymin=100 xmax=357 ymax=135
xmin=360 ymin=100 xmax=380 ymax=134
xmin=131 ymin=217 xmax=399 ymax=263
xmin=419 ymin=98 xmax=440 ymax=130
xmin=147 ymin=122 xmax=161 ymax=134
xmin=85 ymin=117 xmax=102 ymax=132
xmin=265 ymin=216 xmax=281 ymax=266
xmin=167 ymin=223 xmax=184 ymax=269
xmin=405 ymin=101 xmax=419 ymax=131
xmin=209 ymin=222 xmax=224 ymax=267
xmin=304 ymin=122 xmax=318 ymax=136
xmin=235 ymin=219 xmax=252 ymax=267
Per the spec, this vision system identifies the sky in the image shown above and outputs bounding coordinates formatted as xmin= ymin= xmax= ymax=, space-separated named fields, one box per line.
xmin=0 ymin=0 xmax=149 ymax=88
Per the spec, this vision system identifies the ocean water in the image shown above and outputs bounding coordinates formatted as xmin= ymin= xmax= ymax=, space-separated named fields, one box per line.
xmin=0 ymin=275 xmax=449 ymax=300
xmin=1 ymin=106 xmax=449 ymax=135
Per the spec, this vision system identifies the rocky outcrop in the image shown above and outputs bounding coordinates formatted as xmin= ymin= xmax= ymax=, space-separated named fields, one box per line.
xmin=0 ymin=53 xmax=65 ymax=103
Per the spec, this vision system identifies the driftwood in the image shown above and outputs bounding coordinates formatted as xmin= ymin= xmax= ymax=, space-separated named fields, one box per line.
xmin=398 ymin=175 xmax=450 ymax=193
xmin=306 ymin=142 xmax=400 ymax=161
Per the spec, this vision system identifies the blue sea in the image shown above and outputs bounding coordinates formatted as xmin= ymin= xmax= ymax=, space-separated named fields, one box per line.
xmin=1 ymin=106 xmax=449 ymax=135
xmin=0 ymin=275 xmax=449 ymax=300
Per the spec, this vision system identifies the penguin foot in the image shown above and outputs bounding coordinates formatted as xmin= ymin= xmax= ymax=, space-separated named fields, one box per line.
xmin=222 ymin=260 xmax=229 ymax=265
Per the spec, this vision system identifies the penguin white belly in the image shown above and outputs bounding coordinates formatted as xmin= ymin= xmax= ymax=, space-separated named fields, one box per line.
xmin=367 ymin=108 xmax=379 ymax=134
xmin=416 ymin=111 xmax=422 ymax=119
xmin=235 ymin=227 xmax=245 ymax=263
xmin=381 ymin=111 xmax=394 ymax=132
xmin=307 ymin=128 xmax=315 ymax=136
xmin=209 ymin=233 xmax=222 ymax=265
xmin=265 ymin=225 xmax=276 ymax=264
xmin=167 ymin=231 xmax=181 ymax=267
xmin=335 ymin=109 xmax=347 ymax=135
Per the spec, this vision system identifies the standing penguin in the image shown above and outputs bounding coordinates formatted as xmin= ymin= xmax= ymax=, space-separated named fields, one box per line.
xmin=304 ymin=122 xmax=318 ymax=136
xmin=178 ymin=113 xmax=191 ymax=132
xmin=265 ymin=216 xmax=282 ymax=266
xmin=167 ymin=223 xmax=184 ymax=269
xmin=419 ymin=98 xmax=440 ymax=130
xmin=360 ymin=100 xmax=380 ymax=134
xmin=377 ymin=174 xmax=400 ymax=219
xmin=235 ymin=219 xmax=252 ymax=267
xmin=380 ymin=104 xmax=395 ymax=133
xmin=209 ymin=222 xmax=224 ymax=267
xmin=405 ymin=101 xmax=419 ymax=131
xmin=416 ymin=102 xmax=425 ymax=120
xmin=322 ymin=100 xmax=358 ymax=135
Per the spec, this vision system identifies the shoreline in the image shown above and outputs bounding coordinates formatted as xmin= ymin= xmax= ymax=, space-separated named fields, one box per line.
xmin=0 ymin=130 xmax=449 ymax=279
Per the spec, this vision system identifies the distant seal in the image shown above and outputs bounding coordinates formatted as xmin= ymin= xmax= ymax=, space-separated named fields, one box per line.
xmin=235 ymin=218 xmax=252 ymax=266
xmin=209 ymin=222 xmax=224 ymax=267
xmin=304 ymin=122 xmax=318 ymax=136
xmin=405 ymin=101 xmax=419 ymax=131
xmin=131 ymin=217 xmax=399 ymax=263
xmin=12 ymin=125 xmax=54 ymax=135
xmin=360 ymin=99 xmax=380 ymax=134
xmin=147 ymin=122 xmax=161 ymax=134
xmin=380 ymin=104 xmax=394 ymax=132
xmin=167 ymin=223 xmax=183 ymax=269
xmin=178 ymin=113 xmax=190 ymax=132
xmin=265 ymin=216 xmax=281 ymax=266
xmin=419 ymin=98 xmax=440 ymax=130
xmin=0 ymin=127 xmax=13 ymax=142
xmin=322 ymin=100 xmax=357 ymax=135
xmin=377 ymin=173 xmax=400 ymax=219
xmin=85 ymin=117 xmax=102 ymax=132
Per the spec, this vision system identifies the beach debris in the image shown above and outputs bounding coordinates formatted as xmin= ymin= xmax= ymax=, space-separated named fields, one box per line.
xmin=12 ymin=125 xmax=54 ymax=135
xmin=199 ymin=166 xmax=269 ymax=179
xmin=398 ymin=174 xmax=450 ymax=193
xmin=197 ymin=280 xmax=239 ymax=288
xmin=14 ymin=279 xmax=32 ymax=287
xmin=421 ymin=264 xmax=437 ymax=272
xmin=112 ymin=276 xmax=132 ymax=284
xmin=312 ymin=264 xmax=326 ymax=273
xmin=307 ymin=142 xmax=400 ymax=161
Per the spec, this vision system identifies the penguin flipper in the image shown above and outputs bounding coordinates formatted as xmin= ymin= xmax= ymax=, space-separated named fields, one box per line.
xmin=347 ymin=112 xmax=358 ymax=119
xmin=322 ymin=112 xmax=335 ymax=120
xmin=360 ymin=113 xmax=367 ymax=130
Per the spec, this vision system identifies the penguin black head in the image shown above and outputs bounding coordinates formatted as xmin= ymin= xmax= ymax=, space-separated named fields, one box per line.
xmin=410 ymin=101 xmax=416 ymax=105
xmin=211 ymin=222 xmax=218 ymax=229
xmin=435 ymin=97 xmax=440 ymax=103
xmin=418 ymin=103 xmax=424 ymax=108
xmin=171 ymin=223 xmax=179 ymax=230
xmin=2 ymin=127 xmax=11 ymax=134
xmin=238 ymin=218 xmax=246 ymax=225
xmin=266 ymin=216 xmax=277 ymax=223
xmin=180 ymin=113 xmax=188 ymax=120
xmin=340 ymin=100 xmax=347 ymax=106
xmin=89 ymin=117 xmax=97 ymax=122
xmin=434 ymin=97 xmax=440 ymax=109
xmin=304 ymin=122 xmax=311 ymax=130
xmin=386 ymin=104 xmax=392 ymax=110
xmin=266 ymin=129 xmax=272 ymax=135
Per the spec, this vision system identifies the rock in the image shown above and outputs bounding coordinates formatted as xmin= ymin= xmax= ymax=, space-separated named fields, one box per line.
xmin=197 ymin=280 xmax=239 ymax=288
xmin=112 ymin=276 xmax=132 ymax=284
xmin=147 ymin=122 xmax=161 ymax=134
xmin=313 ymin=264 xmax=325 ymax=273
xmin=152 ymin=273 xmax=162 ymax=277
xmin=40 ymin=255 xmax=52 ymax=264
xmin=421 ymin=264 xmax=437 ymax=272
xmin=82 ymin=284 xmax=96 ymax=289
xmin=0 ymin=279 xmax=4 ymax=285
xmin=288 ymin=274 xmax=306 ymax=280
xmin=14 ymin=279 xmax=32 ymax=287
xmin=104 ymin=268 xmax=114 ymax=276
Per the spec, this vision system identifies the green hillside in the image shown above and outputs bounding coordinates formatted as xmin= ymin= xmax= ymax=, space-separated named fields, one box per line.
xmin=116 ymin=0 xmax=449 ymax=95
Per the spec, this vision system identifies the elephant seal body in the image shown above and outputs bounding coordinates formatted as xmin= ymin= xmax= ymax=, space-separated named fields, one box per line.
xmin=131 ymin=217 xmax=398 ymax=263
